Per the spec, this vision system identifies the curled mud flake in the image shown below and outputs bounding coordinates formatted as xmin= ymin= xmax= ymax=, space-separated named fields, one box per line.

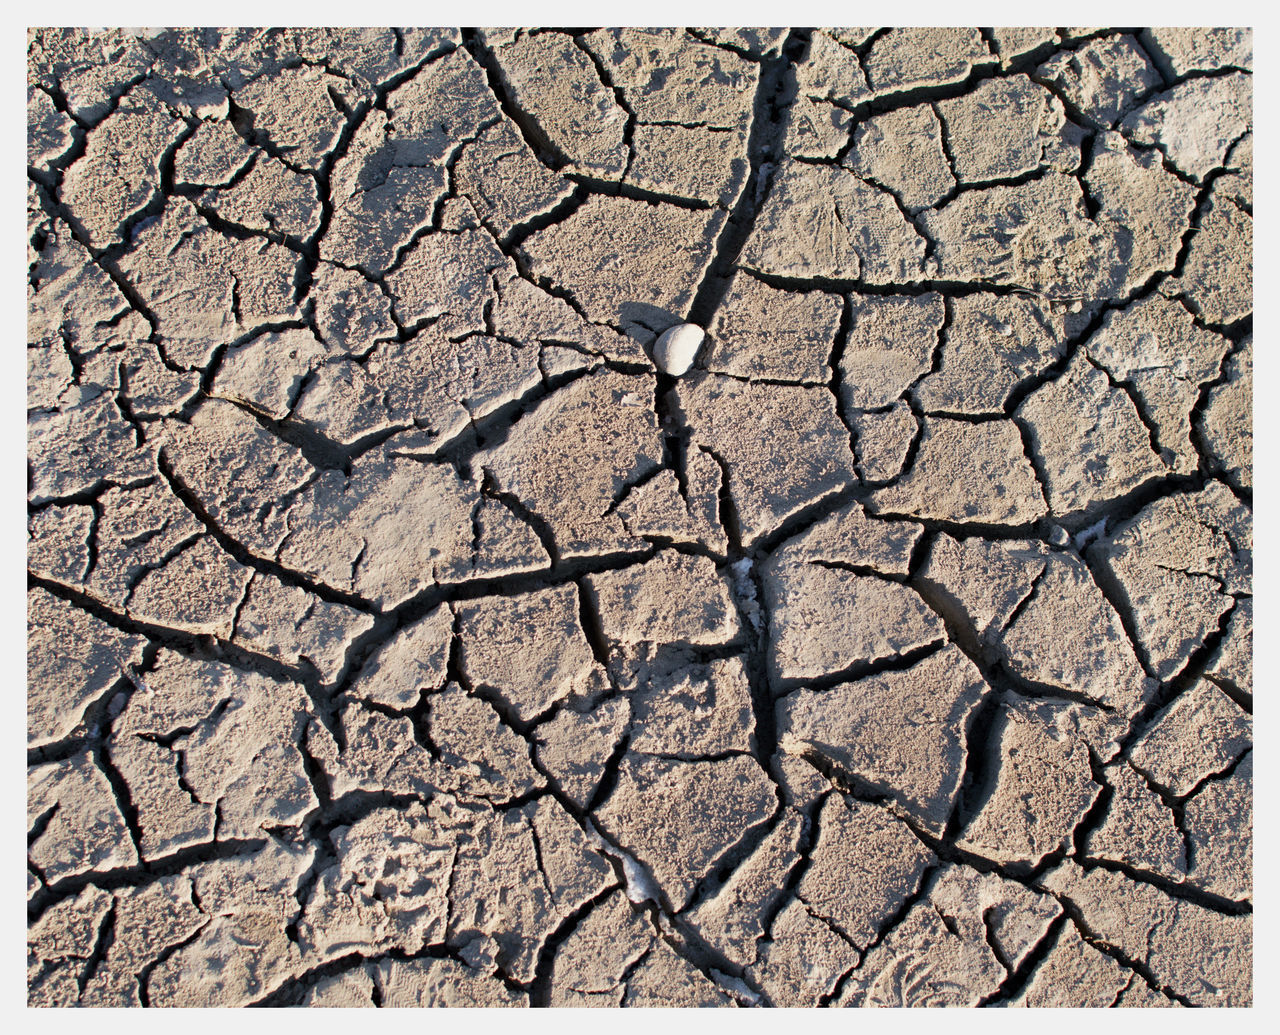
xmin=28 ymin=752 xmax=139 ymax=883
xmin=841 ymin=865 xmax=1060 ymax=1007
xmin=1036 ymin=35 xmax=1162 ymax=129
xmin=594 ymin=753 xmax=776 ymax=912
xmin=779 ymin=645 xmax=990 ymax=835
xmin=1040 ymin=862 xmax=1251 ymax=1006
xmin=955 ymin=703 xmax=1102 ymax=869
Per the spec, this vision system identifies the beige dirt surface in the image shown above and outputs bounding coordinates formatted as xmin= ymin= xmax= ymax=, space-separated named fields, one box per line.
xmin=27 ymin=26 xmax=1251 ymax=1008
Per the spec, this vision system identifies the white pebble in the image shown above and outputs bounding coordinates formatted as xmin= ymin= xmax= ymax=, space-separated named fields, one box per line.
xmin=653 ymin=323 xmax=705 ymax=377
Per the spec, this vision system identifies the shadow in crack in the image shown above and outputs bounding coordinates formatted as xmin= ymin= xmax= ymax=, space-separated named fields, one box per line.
xmin=617 ymin=301 xmax=684 ymax=349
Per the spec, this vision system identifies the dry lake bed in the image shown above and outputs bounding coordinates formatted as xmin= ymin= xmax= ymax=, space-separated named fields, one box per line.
xmin=27 ymin=26 xmax=1252 ymax=1007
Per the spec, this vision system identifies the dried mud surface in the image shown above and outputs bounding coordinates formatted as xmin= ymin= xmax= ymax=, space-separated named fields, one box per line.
xmin=28 ymin=26 xmax=1251 ymax=1008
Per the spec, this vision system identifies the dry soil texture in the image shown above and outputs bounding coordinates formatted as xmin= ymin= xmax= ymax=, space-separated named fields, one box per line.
xmin=28 ymin=26 xmax=1252 ymax=1008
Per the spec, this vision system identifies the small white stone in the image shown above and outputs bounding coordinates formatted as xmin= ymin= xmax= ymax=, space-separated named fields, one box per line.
xmin=1073 ymin=517 xmax=1108 ymax=549
xmin=653 ymin=322 xmax=705 ymax=376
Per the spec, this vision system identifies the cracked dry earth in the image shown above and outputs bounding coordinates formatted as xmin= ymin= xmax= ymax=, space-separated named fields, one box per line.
xmin=26 ymin=25 xmax=1253 ymax=1009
